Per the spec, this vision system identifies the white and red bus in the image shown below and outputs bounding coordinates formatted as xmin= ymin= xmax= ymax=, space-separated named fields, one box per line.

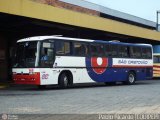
xmin=12 ymin=36 xmax=153 ymax=88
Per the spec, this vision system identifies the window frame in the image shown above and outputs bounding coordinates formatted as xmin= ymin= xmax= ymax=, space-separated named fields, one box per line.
xmin=109 ymin=44 xmax=118 ymax=57
xmin=118 ymin=45 xmax=129 ymax=58
xmin=141 ymin=47 xmax=152 ymax=59
xmin=39 ymin=39 xmax=55 ymax=68
xmin=129 ymin=46 xmax=142 ymax=59
xmin=73 ymin=41 xmax=90 ymax=57
xmin=55 ymin=40 xmax=72 ymax=56
xmin=90 ymin=43 xmax=98 ymax=57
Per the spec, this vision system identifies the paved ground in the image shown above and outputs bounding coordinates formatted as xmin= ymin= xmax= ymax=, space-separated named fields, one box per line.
xmin=0 ymin=80 xmax=160 ymax=119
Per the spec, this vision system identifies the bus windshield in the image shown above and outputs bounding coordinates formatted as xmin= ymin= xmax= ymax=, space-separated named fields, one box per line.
xmin=13 ymin=41 xmax=39 ymax=68
xmin=13 ymin=40 xmax=55 ymax=68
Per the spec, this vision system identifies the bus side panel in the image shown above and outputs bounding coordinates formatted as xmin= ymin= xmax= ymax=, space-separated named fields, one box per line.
xmin=13 ymin=68 xmax=41 ymax=85
xmin=39 ymin=56 xmax=153 ymax=85
xmin=39 ymin=68 xmax=94 ymax=85
xmin=111 ymin=68 xmax=128 ymax=81
xmin=53 ymin=56 xmax=95 ymax=84
xmin=71 ymin=68 xmax=94 ymax=83
xmin=85 ymin=57 xmax=153 ymax=82
xmin=115 ymin=67 xmax=153 ymax=81
xmin=39 ymin=68 xmax=59 ymax=85
xmin=110 ymin=68 xmax=151 ymax=81
xmin=133 ymin=67 xmax=152 ymax=80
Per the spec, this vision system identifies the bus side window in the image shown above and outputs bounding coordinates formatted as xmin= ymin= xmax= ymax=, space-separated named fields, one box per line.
xmin=97 ymin=44 xmax=105 ymax=57
xmin=56 ymin=41 xmax=71 ymax=55
xmin=73 ymin=42 xmax=88 ymax=56
xmin=105 ymin=44 xmax=111 ymax=57
xmin=129 ymin=47 xmax=134 ymax=58
xmin=84 ymin=44 xmax=89 ymax=56
xmin=41 ymin=42 xmax=54 ymax=68
xmin=90 ymin=44 xmax=98 ymax=56
xmin=130 ymin=46 xmax=142 ymax=58
xmin=110 ymin=45 xmax=118 ymax=57
xmin=119 ymin=46 xmax=129 ymax=57
xmin=147 ymin=48 xmax=152 ymax=59
xmin=142 ymin=47 xmax=152 ymax=59
xmin=74 ymin=42 xmax=81 ymax=56
xmin=142 ymin=48 xmax=147 ymax=59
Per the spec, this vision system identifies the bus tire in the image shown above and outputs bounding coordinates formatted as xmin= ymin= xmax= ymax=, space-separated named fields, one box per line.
xmin=124 ymin=72 xmax=136 ymax=85
xmin=58 ymin=72 xmax=70 ymax=88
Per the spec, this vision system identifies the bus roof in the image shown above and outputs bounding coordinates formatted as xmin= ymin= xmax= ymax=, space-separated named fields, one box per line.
xmin=17 ymin=36 xmax=94 ymax=42
xmin=17 ymin=36 xmax=152 ymax=47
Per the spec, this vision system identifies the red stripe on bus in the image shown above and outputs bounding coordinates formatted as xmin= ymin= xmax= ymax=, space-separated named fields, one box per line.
xmin=13 ymin=72 xmax=40 ymax=85
xmin=112 ymin=65 xmax=153 ymax=68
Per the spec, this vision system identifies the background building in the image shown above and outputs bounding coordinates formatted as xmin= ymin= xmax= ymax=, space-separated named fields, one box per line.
xmin=0 ymin=0 xmax=160 ymax=82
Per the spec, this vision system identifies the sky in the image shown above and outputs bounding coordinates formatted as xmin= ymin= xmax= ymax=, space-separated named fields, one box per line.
xmin=85 ymin=0 xmax=160 ymax=22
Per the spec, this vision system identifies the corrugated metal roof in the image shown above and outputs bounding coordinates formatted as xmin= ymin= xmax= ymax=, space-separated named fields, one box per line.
xmin=60 ymin=0 xmax=156 ymax=29
xmin=1 ymin=0 xmax=160 ymax=40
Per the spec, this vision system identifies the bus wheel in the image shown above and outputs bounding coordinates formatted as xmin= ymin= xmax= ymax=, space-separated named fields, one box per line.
xmin=124 ymin=72 xmax=136 ymax=85
xmin=59 ymin=73 xmax=69 ymax=88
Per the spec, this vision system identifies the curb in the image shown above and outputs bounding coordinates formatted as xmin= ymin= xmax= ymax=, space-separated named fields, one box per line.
xmin=0 ymin=83 xmax=10 ymax=89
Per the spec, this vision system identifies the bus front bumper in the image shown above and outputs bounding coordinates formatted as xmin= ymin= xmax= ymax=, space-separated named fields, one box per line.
xmin=13 ymin=72 xmax=40 ymax=85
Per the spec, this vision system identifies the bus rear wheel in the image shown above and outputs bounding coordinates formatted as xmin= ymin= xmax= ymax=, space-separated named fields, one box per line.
xmin=124 ymin=72 xmax=136 ymax=85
